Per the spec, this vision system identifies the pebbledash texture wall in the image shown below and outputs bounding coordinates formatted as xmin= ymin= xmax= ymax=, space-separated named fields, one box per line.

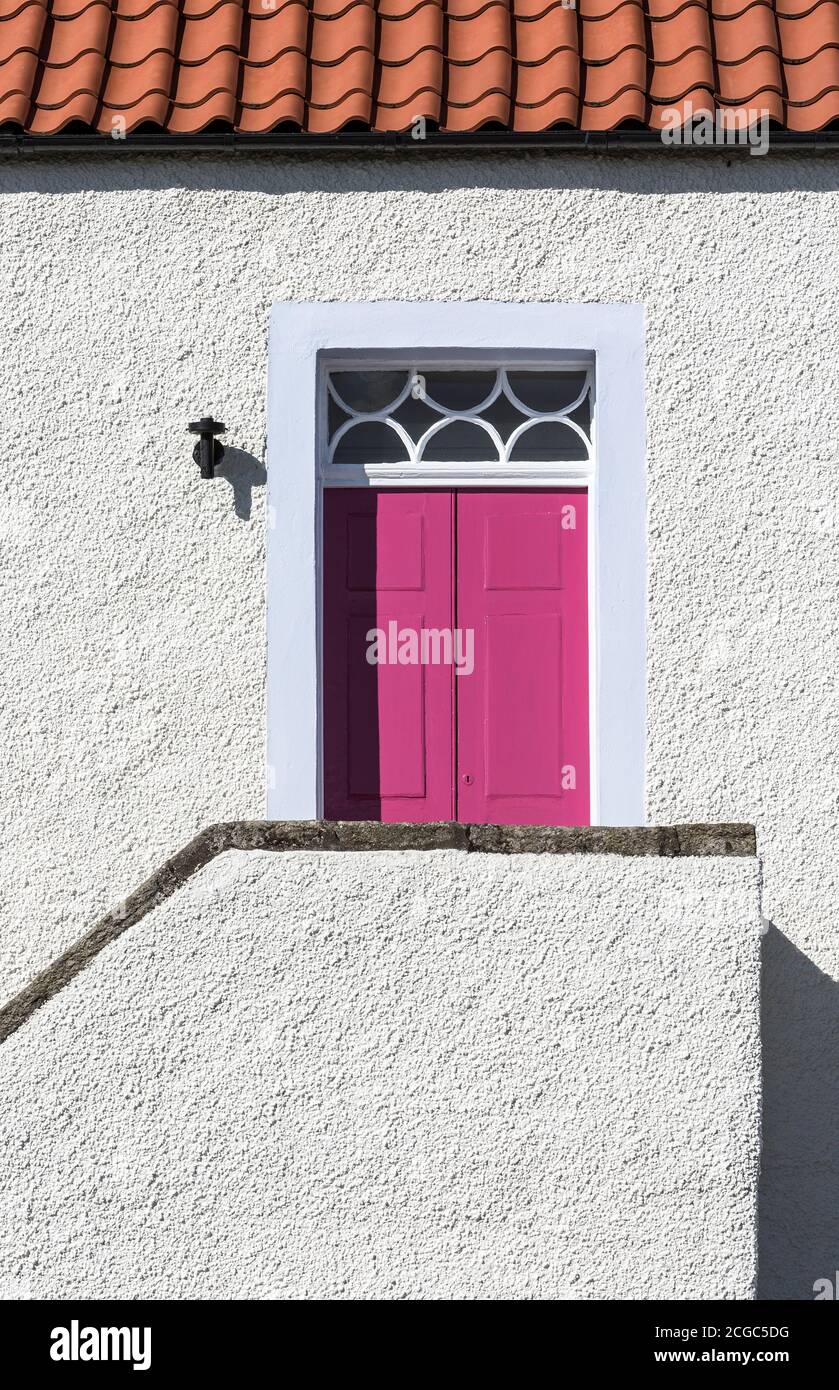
xmin=0 ymin=152 xmax=837 ymax=1298
xmin=0 ymin=848 xmax=761 ymax=1301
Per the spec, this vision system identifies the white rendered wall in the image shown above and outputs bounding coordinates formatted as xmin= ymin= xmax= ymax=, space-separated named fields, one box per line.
xmin=0 ymin=153 xmax=836 ymax=1296
xmin=0 ymin=850 xmax=760 ymax=1301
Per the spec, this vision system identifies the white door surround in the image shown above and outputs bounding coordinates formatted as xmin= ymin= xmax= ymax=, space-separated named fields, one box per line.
xmin=266 ymin=301 xmax=646 ymax=826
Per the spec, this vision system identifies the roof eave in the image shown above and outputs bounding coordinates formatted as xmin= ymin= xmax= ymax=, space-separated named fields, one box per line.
xmin=1 ymin=128 xmax=838 ymax=156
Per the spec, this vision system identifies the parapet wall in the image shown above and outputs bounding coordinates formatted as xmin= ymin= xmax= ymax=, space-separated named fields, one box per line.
xmin=0 ymin=829 xmax=760 ymax=1300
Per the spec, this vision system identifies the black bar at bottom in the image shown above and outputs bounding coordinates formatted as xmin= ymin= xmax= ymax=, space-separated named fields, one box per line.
xmin=0 ymin=1298 xmax=830 ymax=1375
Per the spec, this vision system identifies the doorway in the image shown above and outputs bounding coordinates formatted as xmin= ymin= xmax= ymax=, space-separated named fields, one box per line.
xmin=323 ymin=488 xmax=589 ymax=825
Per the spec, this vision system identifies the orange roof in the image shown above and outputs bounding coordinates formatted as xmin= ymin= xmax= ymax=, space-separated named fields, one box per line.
xmin=1 ymin=0 xmax=838 ymax=138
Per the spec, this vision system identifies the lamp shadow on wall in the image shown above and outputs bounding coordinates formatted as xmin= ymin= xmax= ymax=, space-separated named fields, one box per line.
xmin=759 ymin=924 xmax=839 ymax=1300
xmin=213 ymin=448 xmax=266 ymax=521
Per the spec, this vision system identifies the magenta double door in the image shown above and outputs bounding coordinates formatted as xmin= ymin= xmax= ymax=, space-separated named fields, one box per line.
xmin=324 ymin=489 xmax=589 ymax=826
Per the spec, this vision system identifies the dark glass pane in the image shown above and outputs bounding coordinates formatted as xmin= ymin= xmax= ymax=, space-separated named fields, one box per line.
xmin=422 ymin=420 xmax=499 ymax=463
xmin=330 ymin=371 xmax=408 ymax=414
xmin=480 ymin=391 xmax=527 ymax=442
xmin=506 ymin=370 xmax=590 ymax=426
xmin=421 ymin=372 xmax=497 ymax=412
xmin=332 ymin=421 xmax=409 ymax=466
xmin=508 ymin=420 xmax=589 ymax=463
xmin=391 ymin=393 xmax=442 ymax=443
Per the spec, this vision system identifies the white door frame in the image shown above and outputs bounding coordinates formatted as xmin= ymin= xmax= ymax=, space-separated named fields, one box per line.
xmin=266 ymin=301 xmax=646 ymax=826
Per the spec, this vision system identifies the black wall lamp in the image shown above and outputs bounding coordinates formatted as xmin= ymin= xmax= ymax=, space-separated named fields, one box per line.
xmin=188 ymin=416 xmax=226 ymax=479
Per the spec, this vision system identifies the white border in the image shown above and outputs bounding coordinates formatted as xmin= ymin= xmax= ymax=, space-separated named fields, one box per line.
xmin=266 ymin=301 xmax=646 ymax=826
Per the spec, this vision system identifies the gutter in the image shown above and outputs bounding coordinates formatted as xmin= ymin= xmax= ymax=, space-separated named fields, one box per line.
xmin=0 ymin=129 xmax=838 ymax=155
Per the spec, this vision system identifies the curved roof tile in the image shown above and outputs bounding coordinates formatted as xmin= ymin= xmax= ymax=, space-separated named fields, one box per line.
xmin=1 ymin=0 xmax=839 ymax=135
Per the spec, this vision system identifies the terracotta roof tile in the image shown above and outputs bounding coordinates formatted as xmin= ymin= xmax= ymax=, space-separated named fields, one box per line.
xmin=778 ymin=4 xmax=839 ymax=57
xmin=0 ymin=2 xmax=46 ymax=58
xmin=650 ymin=7 xmax=713 ymax=65
xmin=784 ymin=42 xmax=839 ymax=96
xmin=2 ymin=0 xmax=839 ymax=135
xmin=0 ymin=49 xmax=40 ymax=112
xmin=108 ymin=11 xmax=178 ymax=66
xmin=649 ymin=52 xmax=715 ymax=100
xmin=786 ymin=85 xmax=839 ymax=120
xmin=715 ymin=7 xmax=779 ymax=63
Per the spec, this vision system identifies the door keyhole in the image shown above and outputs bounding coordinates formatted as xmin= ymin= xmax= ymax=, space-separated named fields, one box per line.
xmin=462 ymin=773 xmax=474 ymax=786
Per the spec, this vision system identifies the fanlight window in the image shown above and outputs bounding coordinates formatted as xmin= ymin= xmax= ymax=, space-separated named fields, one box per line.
xmin=326 ymin=368 xmax=593 ymax=467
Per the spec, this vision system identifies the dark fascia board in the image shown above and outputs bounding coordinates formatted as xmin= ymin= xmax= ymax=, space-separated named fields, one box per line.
xmin=0 ymin=819 xmax=755 ymax=1046
xmin=0 ymin=129 xmax=838 ymax=155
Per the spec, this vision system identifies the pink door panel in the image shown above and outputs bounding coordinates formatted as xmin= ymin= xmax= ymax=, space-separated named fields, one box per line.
xmin=323 ymin=490 xmax=454 ymax=821
xmin=456 ymin=491 xmax=589 ymax=826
